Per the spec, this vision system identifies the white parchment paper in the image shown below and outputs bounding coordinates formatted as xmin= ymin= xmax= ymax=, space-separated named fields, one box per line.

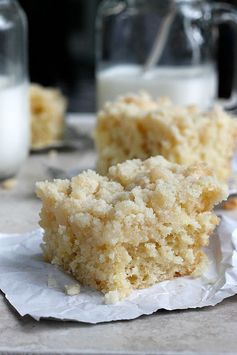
xmin=0 ymin=215 xmax=237 ymax=323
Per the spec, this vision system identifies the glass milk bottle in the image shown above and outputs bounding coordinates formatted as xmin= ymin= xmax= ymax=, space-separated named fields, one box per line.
xmin=96 ymin=0 xmax=237 ymax=110
xmin=0 ymin=0 xmax=29 ymax=180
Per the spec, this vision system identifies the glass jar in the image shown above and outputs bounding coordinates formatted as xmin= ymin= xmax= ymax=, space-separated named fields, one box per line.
xmin=0 ymin=0 xmax=29 ymax=180
xmin=96 ymin=0 xmax=237 ymax=110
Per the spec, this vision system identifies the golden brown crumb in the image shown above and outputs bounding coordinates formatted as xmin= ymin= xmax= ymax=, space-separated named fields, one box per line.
xmin=222 ymin=197 xmax=237 ymax=210
xmin=30 ymin=84 xmax=67 ymax=149
xmin=1 ymin=178 xmax=17 ymax=190
xmin=94 ymin=92 xmax=237 ymax=181
xmin=36 ymin=156 xmax=227 ymax=300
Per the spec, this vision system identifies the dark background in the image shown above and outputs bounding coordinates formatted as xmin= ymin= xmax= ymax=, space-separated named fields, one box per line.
xmin=19 ymin=0 xmax=237 ymax=112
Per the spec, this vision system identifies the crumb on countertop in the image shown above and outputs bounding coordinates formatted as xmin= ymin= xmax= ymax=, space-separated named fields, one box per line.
xmin=48 ymin=149 xmax=59 ymax=160
xmin=222 ymin=197 xmax=237 ymax=210
xmin=1 ymin=178 xmax=18 ymax=190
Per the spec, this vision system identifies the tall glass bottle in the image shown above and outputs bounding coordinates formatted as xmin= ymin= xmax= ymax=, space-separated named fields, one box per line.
xmin=0 ymin=0 xmax=29 ymax=180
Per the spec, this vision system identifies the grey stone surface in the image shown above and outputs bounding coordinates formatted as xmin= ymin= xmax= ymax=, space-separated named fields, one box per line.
xmin=0 ymin=151 xmax=237 ymax=355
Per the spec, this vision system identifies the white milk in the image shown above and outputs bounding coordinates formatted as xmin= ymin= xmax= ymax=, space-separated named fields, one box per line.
xmin=97 ymin=64 xmax=217 ymax=110
xmin=0 ymin=78 xmax=29 ymax=179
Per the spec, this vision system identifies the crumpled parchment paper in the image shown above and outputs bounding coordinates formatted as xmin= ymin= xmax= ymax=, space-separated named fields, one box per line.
xmin=0 ymin=215 xmax=236 ymax=324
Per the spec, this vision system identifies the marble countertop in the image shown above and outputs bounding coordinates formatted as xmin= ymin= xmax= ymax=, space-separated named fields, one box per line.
xmin=0 ymin=148 xmax=237 ymax=355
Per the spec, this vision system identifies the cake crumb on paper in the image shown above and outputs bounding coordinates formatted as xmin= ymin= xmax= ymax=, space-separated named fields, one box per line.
xmin=64 ymin=284 xmax=80 ymax=296
xmin=47 ymin=274 xmax=58 ymax=288
xmin=104 ymin=291 xmax=121 ymax=304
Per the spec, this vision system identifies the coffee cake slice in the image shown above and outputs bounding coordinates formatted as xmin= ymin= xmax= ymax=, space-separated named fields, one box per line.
xmin=94 ymin=92 xmax=237 ymax=180
xmin=36 ymin=156 xmax=227 ymax=301
xmin=30 ymin=84 xmax=67 ymax=149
